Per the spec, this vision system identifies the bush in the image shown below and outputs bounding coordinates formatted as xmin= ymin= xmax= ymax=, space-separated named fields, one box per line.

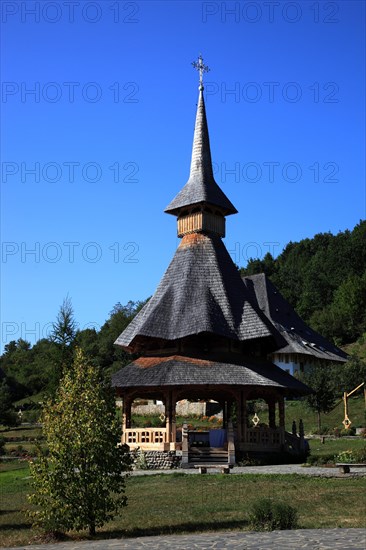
xmin=354 ymin=446 xmax=366 ymax=462
xmin=22 ymin=408 xmax=41 ymax=424
xmin=249 ymin=498 xmax=298 ymax=531
xmin=340 ymin=427 xmax=356 ymax=436
xmin=306 ymin=453 xmax=336 ymax=466
xmin=335 ymin=448 xmax=366 ymax=463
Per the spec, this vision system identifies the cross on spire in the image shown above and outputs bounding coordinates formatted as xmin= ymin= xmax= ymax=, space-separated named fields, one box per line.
xmin=192 ymin=54 xmax=210 ymax=90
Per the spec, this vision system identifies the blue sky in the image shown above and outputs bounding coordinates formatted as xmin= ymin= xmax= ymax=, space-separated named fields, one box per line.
xmin=1 ymin=0 xmax=365 ymax=349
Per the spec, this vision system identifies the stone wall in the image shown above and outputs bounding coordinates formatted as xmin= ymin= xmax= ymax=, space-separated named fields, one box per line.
xmin=123 ymin=400 xmax=207 ymax=416
xmin=131 ymin=449 xmax=181 ymax=470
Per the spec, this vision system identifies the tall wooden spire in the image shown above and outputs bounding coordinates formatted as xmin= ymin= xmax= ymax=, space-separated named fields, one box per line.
xmin=165 ymin=56 xmax=237 ymax=237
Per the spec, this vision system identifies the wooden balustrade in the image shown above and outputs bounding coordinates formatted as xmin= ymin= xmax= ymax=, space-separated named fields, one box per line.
xmin=241 ymin=427 xmax=285 ymax=450
xmin=122 ymin=428 xmax=168 ymax=449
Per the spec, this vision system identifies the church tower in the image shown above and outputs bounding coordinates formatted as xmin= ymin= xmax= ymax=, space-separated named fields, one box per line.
xmin=112 ymin=57 xmax=311 ymax=467
xmin=115 ymin=56 xmax=275 ymax=357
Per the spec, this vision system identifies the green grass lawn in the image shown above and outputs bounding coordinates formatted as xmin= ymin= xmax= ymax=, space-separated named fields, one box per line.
xmin=0 ymin=427 xmax=43 ymax=441
xmin=285 ymin=395 xmax=365 ymax=434
xmin=307 ymin=438 xmax=366 ymax=465
xmin=1 ymin=461 xmax=365 ymax=547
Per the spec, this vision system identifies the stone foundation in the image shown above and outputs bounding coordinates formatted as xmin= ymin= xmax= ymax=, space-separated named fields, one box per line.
xmin=131 ymin=449 xmax=181 ymax=470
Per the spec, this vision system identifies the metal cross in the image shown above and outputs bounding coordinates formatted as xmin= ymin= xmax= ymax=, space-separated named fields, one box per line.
xmin=192 ymin=54 xmax=210 ymax=89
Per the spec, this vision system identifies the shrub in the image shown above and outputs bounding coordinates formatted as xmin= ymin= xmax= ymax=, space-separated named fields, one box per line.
xmin=336 ymin=450 xmax=356 ymax=463
xmin=249 ymin=498 xmax=298 ymax=531
xmin=0 ymin=435 xmax=5 ymax=455
xmin=340 ymin=427 xmax=356 ymax=436
xmin=353 ymin=446 xmax=366 ymax=463
xmin=131 ymin=448 xmax=148 ymax=470
xmin=306 ymin=453 xmax=336 ymax=466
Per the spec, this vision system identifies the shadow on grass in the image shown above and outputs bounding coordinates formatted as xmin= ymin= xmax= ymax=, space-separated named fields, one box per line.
xmin=99 ymin=518 xmax=250 ymax=540
xmin=0 ymin=522 xmax=31 ymax=530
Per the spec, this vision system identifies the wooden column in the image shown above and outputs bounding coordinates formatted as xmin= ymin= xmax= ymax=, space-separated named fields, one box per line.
xmin=236 ymin=390 xmax=243 ymax=443
xmin=242 ymin=392 xmax=247 ymax=444
xmin=267 ymin=397 xmax=276 ymax=429
xmin=227 ymin=420 xmax=235 ymax=466
xmin=223 ymin=400 xmax=227 ymax=428
xmin=164 ymin=390 xmax=176 ymax=446
xmin=278 ymin=396 xmax=285 ymax=446
xmin=171 ymin=390 xmax=177 ymax=446
xmin=122 ymin=394 xmax=132 ymax=443
xmin=164 ymin=391 xmax=171 ymax=443
xmin=236 ymin=390 xmax=247 ymax=444
xmin=181 ymin=423 xmax=189 ymax=466
xmin=278 ymin=396 xmax=285 ymax=428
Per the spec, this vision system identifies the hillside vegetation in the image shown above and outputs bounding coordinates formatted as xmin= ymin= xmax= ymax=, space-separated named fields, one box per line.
xmin=1 ymin=220 xmax=365 ymax=415
xmin=240 ymin=220 xmax=366 ymax=345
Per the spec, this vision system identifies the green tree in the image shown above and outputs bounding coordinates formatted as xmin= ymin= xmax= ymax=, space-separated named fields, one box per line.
xmin=0 ymin=379 xmax=17 ymax=426
xmin=299 ymin=364 xmax=337 ymax=433
xmin=332 ymin=355 xmax=366 ymax=395
xmin=51 ymin=296 xmax=77 ymax=348
xmin=0 ymin=339 xmax=33 ymax=400
xmin=97 ymin=300 xmax=147 ymax=373
xmin=50 ymin=296 xmax=77 ymax=387
xmin=28 ymin=348 xmax=131 ymax=536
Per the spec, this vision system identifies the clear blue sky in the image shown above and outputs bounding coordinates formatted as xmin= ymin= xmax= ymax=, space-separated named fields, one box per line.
xmin=1 ymin=0 xmax=365 ymax=349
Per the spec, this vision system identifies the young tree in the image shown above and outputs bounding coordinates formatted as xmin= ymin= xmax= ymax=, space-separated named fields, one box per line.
xmin=51 ymin=295 xmax=77 ymax=348
xmin=50 ymin=296 xmax=77 ymax=389
xmin=299 ymin=364 xmax=337 ymax=433
xmin=28 ymin=348 xmax=131 ymax=536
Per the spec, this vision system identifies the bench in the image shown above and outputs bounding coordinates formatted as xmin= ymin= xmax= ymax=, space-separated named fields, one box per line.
xmin=194 ymin=464 xmax=231 ymax=474
xmin=336 ymin=463 xmax=366 ymax=474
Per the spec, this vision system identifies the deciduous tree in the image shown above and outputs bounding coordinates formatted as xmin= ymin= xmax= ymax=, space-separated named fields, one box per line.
xmin=28 ymin=348 xmax=131 ymax=536
xmin=299 ymin=364 xmax=337 ymax=433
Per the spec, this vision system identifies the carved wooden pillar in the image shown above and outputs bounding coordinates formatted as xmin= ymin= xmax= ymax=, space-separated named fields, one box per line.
xmin=278 ymin=396 xmax=285 ymax=446
xmin=122 ymin=394 xmax=132 ymax=443
xmin=292 ymin=420 xmax=297 ymax=436
xmin=171 ymin=390 xmax=177 ymax=446
xmin=267 ymin=397 xmax=276 ymax=429
xmin=227 ymin=420 xmax=236 ymax=466
xmin=236 ymin=390 xmax=243 ymax=443
xmin=278 ymin=396 xmax=285 ymax=428
xmin=242 ymin=392 xmax=247 ymax=444
xmin=236 ymin=390 xmax=247 ymax=444
xmin=182 ymin=423 xmax=189 ymax=466
xmin=299 ymin=418 xmax=305 ymax=451
xmin=164 ymin=390 xmax=176 ymax=446
xmin=164 ymin=391 xmax=171 ymax=443
xmin=223 ymin=400 xmax=227 ymax=428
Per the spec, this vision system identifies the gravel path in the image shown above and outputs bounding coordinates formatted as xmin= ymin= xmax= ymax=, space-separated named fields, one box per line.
xmin=131 ymin=463 xmax=366 ymax=477
xmin=4 ymin=529 xmax=366 ymax=550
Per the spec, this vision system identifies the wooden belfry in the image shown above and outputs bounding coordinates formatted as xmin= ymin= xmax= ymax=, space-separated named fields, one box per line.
xmin=112 ymin=58 xmax=317 ymax=467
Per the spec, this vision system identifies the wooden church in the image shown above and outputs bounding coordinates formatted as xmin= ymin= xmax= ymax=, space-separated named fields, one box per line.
xmin=112 ymin=57 xmax=346 ymax=469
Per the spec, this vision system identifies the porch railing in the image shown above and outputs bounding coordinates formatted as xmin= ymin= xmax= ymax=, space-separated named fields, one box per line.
xmin=122 ymin=428 xmax=167 ymax=447
xmin=244 ymin=427 xmax=284 ymax=448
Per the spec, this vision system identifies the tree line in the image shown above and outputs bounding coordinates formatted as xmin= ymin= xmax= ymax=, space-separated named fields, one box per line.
xmin=240 ymin=220 xmax=366 ymax=345
xmin=0 ymin=298 xmax=147 ymax=418
xmin=1 ymin=220 xmax=365 ymax=419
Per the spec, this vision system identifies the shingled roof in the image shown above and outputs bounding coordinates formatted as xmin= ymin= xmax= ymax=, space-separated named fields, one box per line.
xmin=242 ymin=273 xmax=347 ymax=363
xmin=111 ymin=354 xmax=311 ymax=395
xmin=115 ymin=234 xmax=274 ymax=350
xmin=164 ymin=89 xmax=237 ymax=216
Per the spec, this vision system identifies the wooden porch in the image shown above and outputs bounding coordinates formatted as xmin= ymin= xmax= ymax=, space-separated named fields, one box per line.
xmin=119 ymin=386 xmax=307 ymax=465
xmin=121 ymin=421 xmax=306 ymax=465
